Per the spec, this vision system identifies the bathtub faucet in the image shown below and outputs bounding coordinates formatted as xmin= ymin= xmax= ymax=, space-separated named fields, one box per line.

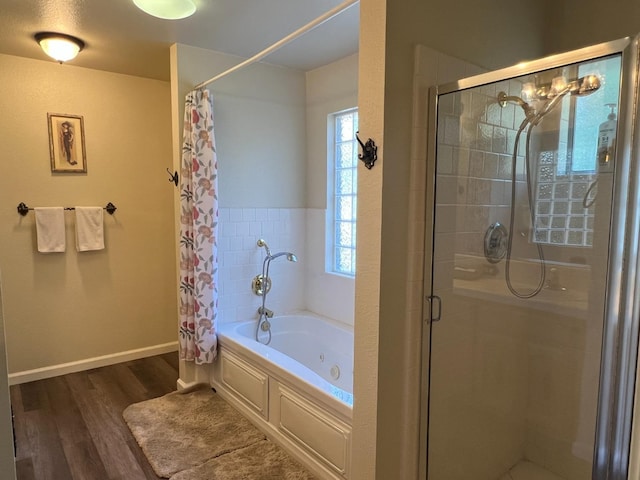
xmin=254 ymin=239 xmax=298 ymax=345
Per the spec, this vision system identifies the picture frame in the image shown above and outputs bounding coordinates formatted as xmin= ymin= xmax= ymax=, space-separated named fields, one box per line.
xmin=47 ymin=113 xmax=87 ymax=173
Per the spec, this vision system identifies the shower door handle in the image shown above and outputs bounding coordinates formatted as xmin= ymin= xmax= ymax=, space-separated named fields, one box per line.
xmin=426 ymin=295 xmax=442 ymax=323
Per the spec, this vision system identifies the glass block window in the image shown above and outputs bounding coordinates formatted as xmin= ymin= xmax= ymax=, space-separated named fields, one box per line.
xmin=330 ymin=108 xmax=358 ymax=276
xmin=534 ymin=54 xmax=621 ymax=247
xmin=534 ymin=150 xmax=595 ymax=246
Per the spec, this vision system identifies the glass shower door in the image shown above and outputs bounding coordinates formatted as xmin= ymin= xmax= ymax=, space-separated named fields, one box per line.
xmin=426 ymin=39 xmax=637 ymax=480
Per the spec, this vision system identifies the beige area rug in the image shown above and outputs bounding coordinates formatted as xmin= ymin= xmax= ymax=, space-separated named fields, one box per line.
xmin=170 ymin=440 xmax=316 ymax=480
xmin=123 ymin=385 xmax=315 ymax=479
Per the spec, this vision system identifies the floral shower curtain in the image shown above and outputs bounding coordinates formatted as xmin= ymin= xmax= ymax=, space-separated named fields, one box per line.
xmin=178 ymin=89 xmax=218 ymax=364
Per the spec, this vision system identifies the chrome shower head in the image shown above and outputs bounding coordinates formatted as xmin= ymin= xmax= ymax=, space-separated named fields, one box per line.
xmin=575 ymin=74 xmax=601 ymax=96
xmin=257 ymin=238 xmax=271 ymax=257
xmin=268 ymin=251 xmax=297 ymax=262
xmin=497 ymin=73 xmax=602 ymax=125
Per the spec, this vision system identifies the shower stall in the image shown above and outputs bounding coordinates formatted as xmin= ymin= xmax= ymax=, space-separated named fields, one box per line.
xmin=424 ymin=37 xmax=640 ymax=479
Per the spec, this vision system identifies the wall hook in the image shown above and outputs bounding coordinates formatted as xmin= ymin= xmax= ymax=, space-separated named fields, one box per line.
xmin=167 ymin=168 xmax=179 ymax=187
xmin=356 ymin=131 xmax=377 ymax=169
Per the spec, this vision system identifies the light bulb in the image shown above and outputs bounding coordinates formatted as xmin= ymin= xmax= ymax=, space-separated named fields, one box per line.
xmin=35 ymin=33 xmax=84 ymax=63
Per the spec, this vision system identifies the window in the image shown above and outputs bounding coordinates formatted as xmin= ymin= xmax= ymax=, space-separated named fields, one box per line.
xmin=533 ymin=54 xmax=621 ymax=247
xmin=329 ymin=108 xmax=358 ymax=276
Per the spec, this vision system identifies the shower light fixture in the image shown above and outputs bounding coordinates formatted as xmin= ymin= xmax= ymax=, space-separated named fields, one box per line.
xmin=35 ymin=32 xmax=84 ymax=63
xmin=132 ymin=0 xmax=196 ymax=19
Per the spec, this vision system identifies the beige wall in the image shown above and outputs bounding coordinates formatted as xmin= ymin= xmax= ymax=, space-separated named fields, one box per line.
xmin=353 ymin=0 xmax=545 ymax=478
xmin=170 ymin=44 xmax=307 ymax=210
xmin=542 ymin=1 xmax=640 ymax=57
xmin=0 ymin=54 xmax=176 ymax=375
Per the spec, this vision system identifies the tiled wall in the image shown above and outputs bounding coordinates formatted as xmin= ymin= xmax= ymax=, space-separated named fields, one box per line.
xmin=217 ymin=207 xmax=306 ymax=324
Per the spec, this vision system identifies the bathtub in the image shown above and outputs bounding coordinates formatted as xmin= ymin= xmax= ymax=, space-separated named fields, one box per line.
xmin=211 ymin=312 xmax=353 ymax=480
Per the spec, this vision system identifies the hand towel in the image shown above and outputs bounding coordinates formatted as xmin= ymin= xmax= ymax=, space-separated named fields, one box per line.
xmin=75 ymin=207 xmax=104 ymax=252
xmin=35 ymin=207 xmax=66 ymax=253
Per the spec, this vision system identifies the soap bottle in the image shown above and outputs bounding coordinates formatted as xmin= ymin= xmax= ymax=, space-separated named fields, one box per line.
xmin=596 ymin=103 xmax=617 ymax=172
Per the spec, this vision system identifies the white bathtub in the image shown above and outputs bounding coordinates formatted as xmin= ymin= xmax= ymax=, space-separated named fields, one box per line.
xmin=211 ymin=312 xmax=354 ymax=479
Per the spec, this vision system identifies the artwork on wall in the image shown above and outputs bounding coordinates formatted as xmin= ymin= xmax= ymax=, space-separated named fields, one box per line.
xmin=47 ymin=113 xmax=87 ymax=173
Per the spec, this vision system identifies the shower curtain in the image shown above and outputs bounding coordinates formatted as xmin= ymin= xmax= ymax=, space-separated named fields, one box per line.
xmin=178 ymin=89 xmax=218 ymax=364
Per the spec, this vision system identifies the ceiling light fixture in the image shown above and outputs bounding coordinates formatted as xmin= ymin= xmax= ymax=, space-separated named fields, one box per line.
xmin=35 ymin=32 xmax=85 ymax=63
xmin=133 ymin=0 xmax=196 ymax=20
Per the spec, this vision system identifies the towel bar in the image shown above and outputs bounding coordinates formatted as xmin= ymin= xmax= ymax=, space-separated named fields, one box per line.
xmin=17 ymin=202 xmax=117 ymax=216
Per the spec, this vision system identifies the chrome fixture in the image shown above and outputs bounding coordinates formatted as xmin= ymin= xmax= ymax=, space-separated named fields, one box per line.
xmin=484 ymin=222 xmax=508 ymax=264
xmin=253 ymin=239 xmax=297 ymax=344
xmin=497 ymin=73 xmax=601 ymax=298
xmin=35 ymin=32 xmax=85 ymax=63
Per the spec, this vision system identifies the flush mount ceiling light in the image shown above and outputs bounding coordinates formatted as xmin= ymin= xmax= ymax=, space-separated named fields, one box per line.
xmin=133 ymin=0 xmax=196 ymax=19
xmin=35 ymin=32 xmax=85 ymax=63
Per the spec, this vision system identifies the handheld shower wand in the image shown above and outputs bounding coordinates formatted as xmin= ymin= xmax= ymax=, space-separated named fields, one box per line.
xmin=496 ymin=73 xmax=601 ymax=298
xmin=254 ymin=239 xmax=297 ymax=344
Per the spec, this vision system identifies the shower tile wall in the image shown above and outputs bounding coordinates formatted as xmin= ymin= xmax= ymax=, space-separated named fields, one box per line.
xmin=217 ymin=207 xmax=306 ymax=324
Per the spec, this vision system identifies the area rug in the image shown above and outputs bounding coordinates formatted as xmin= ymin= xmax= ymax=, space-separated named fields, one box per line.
xmin=123 ymin=385 xmax=266 ymax=478
xmin=170 ymin=440 xmax=316 ymax=480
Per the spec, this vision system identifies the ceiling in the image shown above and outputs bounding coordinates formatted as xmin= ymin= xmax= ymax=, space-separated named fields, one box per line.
xmin=0 ymin=0 xmax=360 ymax=81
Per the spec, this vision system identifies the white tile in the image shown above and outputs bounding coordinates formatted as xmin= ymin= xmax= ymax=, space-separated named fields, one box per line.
xmin=242 ymin=208 xmax=255 ymax=222
xmin=229 ymin=208 xmax=244 ymax=222
xmin=218 ymin=208 xmax=230 ymax=223
xmin=235 ymin=222 xmax=250 ymax=236
xmin=268 ymin=208 xmax=281 ymax=221
xmin=436 ymin=52 xmax=470 ymax=85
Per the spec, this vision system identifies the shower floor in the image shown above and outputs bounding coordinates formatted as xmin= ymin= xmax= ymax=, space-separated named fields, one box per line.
xmin=499 ymin=460 xmax=565 ymax=480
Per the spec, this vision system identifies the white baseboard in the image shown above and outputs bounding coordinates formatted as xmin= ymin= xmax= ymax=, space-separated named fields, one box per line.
xmin=177 ymin=378 xmax=200 ymax=391
xmin=8 ymin=341 xmax=178 ymax=385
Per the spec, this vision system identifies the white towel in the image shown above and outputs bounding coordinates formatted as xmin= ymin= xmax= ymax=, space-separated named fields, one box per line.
xmin=75 ymin=207 xmax=104 ymax=252
xmin=34 ymin=207 xmax=66 ymax=253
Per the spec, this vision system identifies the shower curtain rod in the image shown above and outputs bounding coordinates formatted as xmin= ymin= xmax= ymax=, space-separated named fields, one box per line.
xmin=194 ymin=0 xmax=359 ymax=89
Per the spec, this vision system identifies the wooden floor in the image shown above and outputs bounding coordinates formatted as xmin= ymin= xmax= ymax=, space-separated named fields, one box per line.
xmin=10 ymin=352 xmax=179 ymax=480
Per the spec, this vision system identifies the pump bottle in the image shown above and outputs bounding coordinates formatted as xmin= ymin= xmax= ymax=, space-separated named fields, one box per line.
xmin=596 ymin=104 xmax=617 ymax=172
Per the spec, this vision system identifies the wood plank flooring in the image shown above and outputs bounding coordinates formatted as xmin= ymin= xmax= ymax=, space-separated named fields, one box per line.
xmin=10 ymin=352 xmax=179 ymax=480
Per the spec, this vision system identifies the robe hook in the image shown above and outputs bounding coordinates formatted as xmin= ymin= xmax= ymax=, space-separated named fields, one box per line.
xmin=167 ymin=168 xmax=179 ymax=187
xmin=356 ymin=131 xmax=377 ymax=169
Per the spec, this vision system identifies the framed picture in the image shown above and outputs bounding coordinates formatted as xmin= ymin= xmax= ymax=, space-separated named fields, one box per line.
xmin=47 ymin=113 xmax=87 ymax=173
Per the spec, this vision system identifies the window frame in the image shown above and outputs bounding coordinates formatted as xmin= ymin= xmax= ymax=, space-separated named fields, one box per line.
xmin=326 ymin=107 xmax=358 ymax=277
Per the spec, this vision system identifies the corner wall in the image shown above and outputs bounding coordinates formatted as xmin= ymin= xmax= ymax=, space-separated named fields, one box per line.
xmin=0 ymin=54 xmax=177 ymax=378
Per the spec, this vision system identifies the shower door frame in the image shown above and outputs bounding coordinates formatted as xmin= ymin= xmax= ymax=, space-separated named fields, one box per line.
xmin=420 ymin=36 xmax=640 ymax=479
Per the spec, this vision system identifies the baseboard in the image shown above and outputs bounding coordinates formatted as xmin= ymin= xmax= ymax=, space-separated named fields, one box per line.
xmin=177 ymin=378 xmax=201 ymax=391
xmin=8 ymin=341 xmax=178 ymax=385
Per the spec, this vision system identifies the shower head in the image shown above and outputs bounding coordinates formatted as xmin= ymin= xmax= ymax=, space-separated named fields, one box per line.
xmin=572 ymin=74 xmax=601 ymax=97
xmin=497 ymin=73 xmax=601 ymax=125
xmin=257 ymin=238 xmax=271 ymax=257
xmin=268 ymin=251 xmax=297 ymax=262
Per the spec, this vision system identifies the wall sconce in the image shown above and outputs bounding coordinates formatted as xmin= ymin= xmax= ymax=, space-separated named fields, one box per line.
xmin=35 ymin=32 xmax=85 ymax=63
xmin=132 ymin=0 xmax=196 ymax=19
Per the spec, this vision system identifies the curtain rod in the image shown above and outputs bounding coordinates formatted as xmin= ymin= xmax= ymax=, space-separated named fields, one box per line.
xmin=194 ymin=0 xmax=359 ymax=90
